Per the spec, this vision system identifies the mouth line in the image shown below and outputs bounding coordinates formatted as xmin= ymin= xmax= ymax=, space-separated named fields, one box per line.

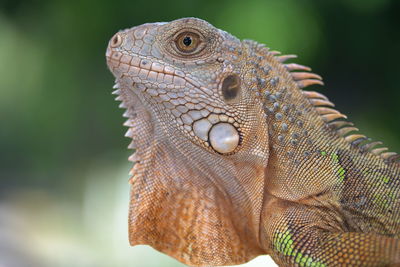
xmin=108 ymin=52 xmax=213 ymax=96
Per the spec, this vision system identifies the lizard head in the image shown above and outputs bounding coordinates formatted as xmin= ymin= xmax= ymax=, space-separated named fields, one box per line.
xmin=106 ymin=18 xmax=268 ymax=155
xmin=106 ymin=18 xmax=269 ymax=266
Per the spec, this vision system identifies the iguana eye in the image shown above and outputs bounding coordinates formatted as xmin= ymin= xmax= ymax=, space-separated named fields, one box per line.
xmin=174 ymin=31 xmax=202 ymax=54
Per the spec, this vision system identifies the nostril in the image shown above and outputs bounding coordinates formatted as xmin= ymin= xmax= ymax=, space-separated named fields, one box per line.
xmin=110 ymin=34 xmax=122 ymax=48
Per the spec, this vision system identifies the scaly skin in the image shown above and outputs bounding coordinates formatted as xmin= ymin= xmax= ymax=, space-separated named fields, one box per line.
xmin=106 ymin=18 xmax=400 ymax=266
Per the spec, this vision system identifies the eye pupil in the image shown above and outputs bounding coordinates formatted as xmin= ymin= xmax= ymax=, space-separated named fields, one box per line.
xmin=182 ymin=36 xmax=192 ymax=46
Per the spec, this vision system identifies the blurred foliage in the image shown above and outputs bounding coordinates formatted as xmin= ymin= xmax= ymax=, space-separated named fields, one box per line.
xmin=0 ymin=0 xmax=399 ymax=266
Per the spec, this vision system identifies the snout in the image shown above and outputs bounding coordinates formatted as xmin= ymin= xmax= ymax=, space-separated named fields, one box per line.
xmin=106 ymin=23 xmax=166 ymax=76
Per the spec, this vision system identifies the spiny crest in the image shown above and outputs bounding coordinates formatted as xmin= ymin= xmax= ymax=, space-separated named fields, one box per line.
xmin=277 ymin=54 xmax=399 ymax=164
xmin=113 ymin=84 xmax=137 ymax=151
xmin=112 ymin=83 xmax=145 ymax=183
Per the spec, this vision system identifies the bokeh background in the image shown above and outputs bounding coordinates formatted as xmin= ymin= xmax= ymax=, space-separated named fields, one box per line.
xmin=1 ymin=0 xmax=399 ymax=266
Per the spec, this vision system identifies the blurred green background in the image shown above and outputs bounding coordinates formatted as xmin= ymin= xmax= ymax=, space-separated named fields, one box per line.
xmin=0 ymin=0 xmax=399 ymax=266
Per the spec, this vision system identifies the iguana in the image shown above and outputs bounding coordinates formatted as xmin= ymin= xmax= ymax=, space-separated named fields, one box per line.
xmin=106 ymin=18 xmax=400 ymax=266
